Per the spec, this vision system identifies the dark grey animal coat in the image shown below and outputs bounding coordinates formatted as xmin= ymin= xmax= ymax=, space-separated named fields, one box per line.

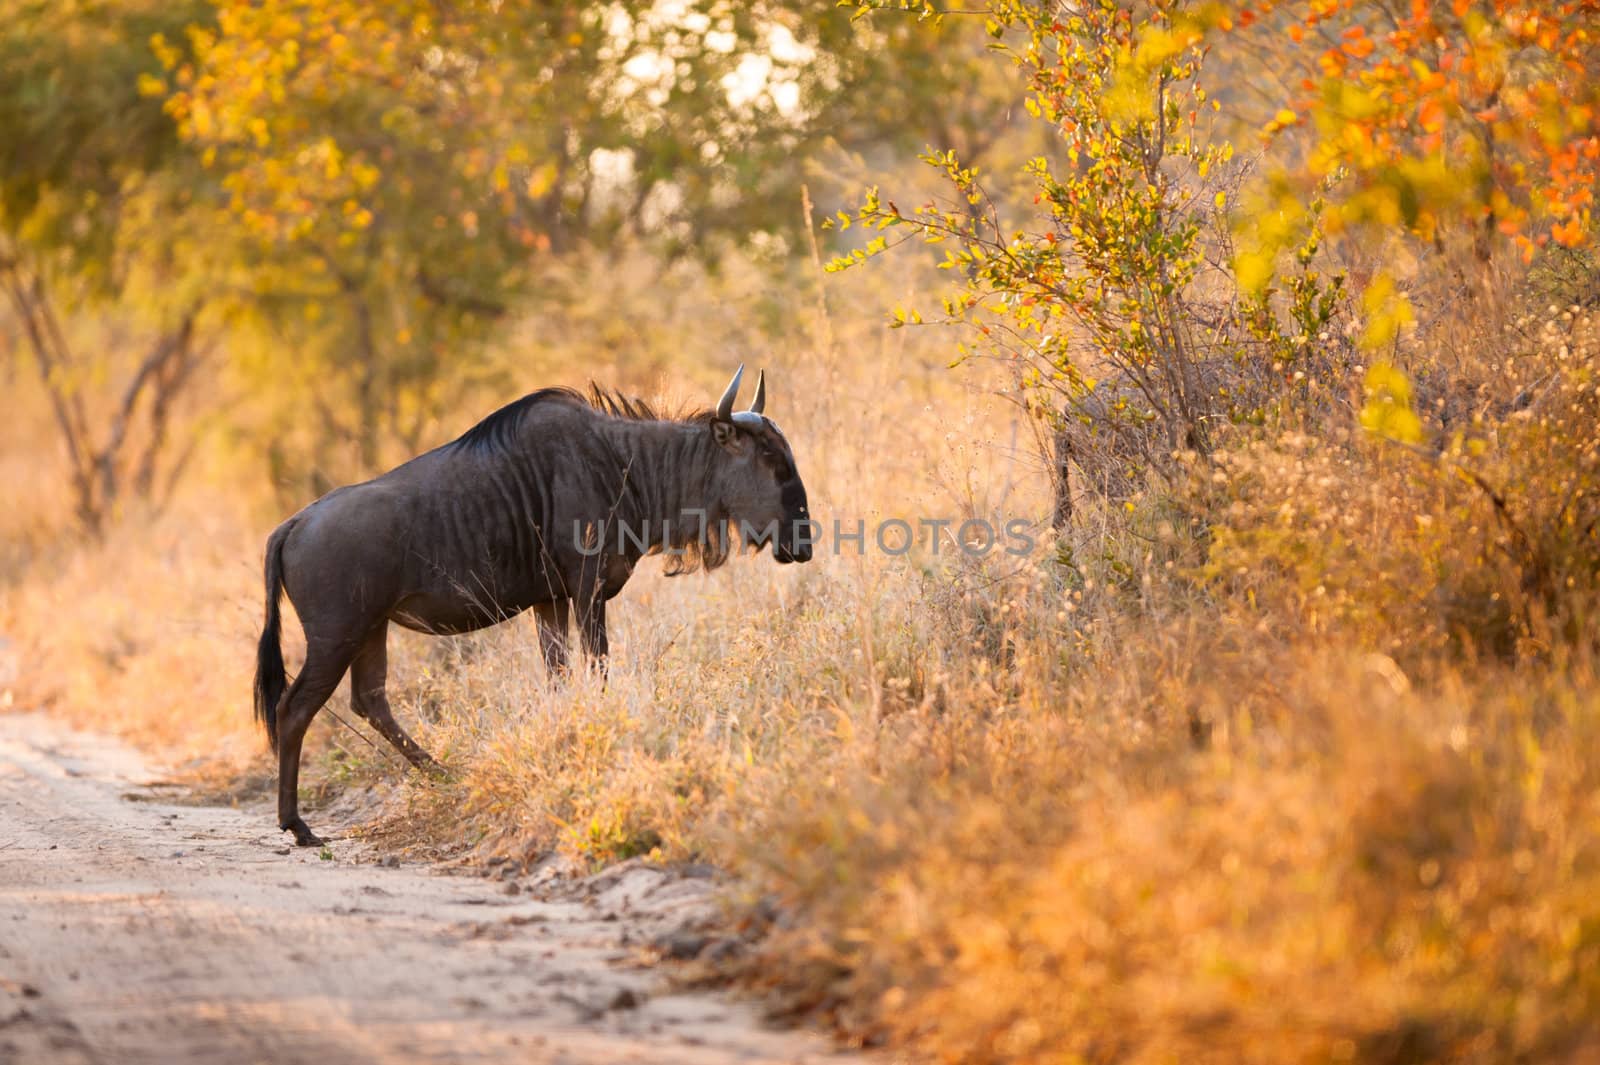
xmin=253 ymin=368 xmax=810 ymax=846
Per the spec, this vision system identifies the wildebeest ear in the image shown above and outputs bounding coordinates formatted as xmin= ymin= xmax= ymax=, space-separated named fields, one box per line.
xmin=712 ymin=419 xmax=741 ymax=451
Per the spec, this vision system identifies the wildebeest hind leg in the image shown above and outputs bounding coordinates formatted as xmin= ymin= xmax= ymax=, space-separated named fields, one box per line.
xmin=276 ymin=647 xmax=352 ymax=847
xmin=350 ymin=623 xmax=440 ymax=773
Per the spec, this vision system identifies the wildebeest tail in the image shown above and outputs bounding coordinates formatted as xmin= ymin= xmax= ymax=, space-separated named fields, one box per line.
xmin=253 ymin=519 xmax=295 ymax=753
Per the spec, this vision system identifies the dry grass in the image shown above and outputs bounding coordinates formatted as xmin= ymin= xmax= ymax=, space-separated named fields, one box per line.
xmin=1 ymin=495 xmax=265 ymax=770
xmin=3 ymin=252 xmax=1599 ymax=1063
xmin=738 ymin=625 xmax=1600 ymax=1062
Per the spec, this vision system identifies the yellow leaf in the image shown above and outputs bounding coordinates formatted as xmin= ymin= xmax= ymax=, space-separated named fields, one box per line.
xmin=1360 ymin=273 xmax=1414 ymax=351
xmin=1264 ymin=108 xmax=1297 ymax=135
xmin=1360 ymin=361 xmax=1423 ymax=444
xmin=525 ymin=162 xmax=559 ymax=199
xmin=1235 ymin=248 xmax=1274 ymax=296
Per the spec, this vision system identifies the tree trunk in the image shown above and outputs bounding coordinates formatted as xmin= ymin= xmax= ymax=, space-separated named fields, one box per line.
xmin=1052 ymin=426 xmax=1073 ymax=530
xmin=0 ymin=251 xmax=201 ymax=535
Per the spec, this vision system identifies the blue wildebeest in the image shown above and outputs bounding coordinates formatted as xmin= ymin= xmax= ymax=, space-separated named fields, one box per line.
xmin=254 ymin=366 xmax=812 ymax=846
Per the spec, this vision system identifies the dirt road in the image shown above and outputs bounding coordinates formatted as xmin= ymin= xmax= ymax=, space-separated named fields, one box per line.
xmin=0 ymin=713 xmax=846 ymax=1065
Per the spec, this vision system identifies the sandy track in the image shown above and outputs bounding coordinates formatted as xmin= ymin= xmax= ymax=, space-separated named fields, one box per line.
xmin=0 ymin=713 xmax=846 ymax=1065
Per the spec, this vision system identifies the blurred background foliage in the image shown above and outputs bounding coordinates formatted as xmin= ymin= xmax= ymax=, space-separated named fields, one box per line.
xmin=0 ymin=0 xmax=1020 ymax=518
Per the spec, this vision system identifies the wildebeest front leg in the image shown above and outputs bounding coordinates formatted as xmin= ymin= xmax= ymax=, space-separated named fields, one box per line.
xmin=533 ymin=598 xmax=571 ymax=675
xmin=276 ymin=645 xmax=354 ymax=847
xmin=577 ymin=595 xmax=608 ymax=672
xmin=350 ymin=623 xmax=440 ymax=773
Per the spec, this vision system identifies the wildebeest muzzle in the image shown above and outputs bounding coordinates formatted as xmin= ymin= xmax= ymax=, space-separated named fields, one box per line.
xmin=772 ymin=476 xmax=813 ymax=564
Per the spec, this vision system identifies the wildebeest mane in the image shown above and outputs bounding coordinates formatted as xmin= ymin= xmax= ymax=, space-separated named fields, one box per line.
xmin=452 ymin=385 xmax=711 ymax=453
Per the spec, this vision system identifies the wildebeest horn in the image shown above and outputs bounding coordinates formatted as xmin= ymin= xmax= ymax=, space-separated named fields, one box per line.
xmin=716 ymin=364 xmax=744 ymax=421
xmin=748 ymin=369 xmax=766 ymax=415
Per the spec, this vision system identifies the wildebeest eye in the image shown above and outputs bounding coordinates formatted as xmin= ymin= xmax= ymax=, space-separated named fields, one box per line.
xmin=759 ymin=444 xmax=791 ymax=479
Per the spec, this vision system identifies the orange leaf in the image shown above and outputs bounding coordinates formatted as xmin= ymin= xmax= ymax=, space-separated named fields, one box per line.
xmin=1417 ymin=97 xmax=1446 ymax=132
xmin=1342 ymin=35 xmax=1376 ymax=59
xmin=1551 ymin=217 xmax=1587 ymax=247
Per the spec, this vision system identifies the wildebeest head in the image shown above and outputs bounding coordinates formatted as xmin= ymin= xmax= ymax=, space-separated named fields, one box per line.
xmin=708 ymin=365 xmax=813 ymax=564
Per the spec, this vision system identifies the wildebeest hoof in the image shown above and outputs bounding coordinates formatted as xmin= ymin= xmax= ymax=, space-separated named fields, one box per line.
xmin=284 ymin=820 xmax=325 ymax=848
xmin=413 ymin=757 xmax=449 ymax=781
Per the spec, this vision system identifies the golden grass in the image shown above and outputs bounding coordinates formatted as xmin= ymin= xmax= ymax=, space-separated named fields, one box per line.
xmin=739 ymin=631 xmax=1600 ymax=1062
xmin=1 ymin=496 xmax=266 ymax=770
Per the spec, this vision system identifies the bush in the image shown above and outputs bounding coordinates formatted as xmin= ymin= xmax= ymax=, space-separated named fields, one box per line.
xmin=1199 ymin=297 xmax=1599 ymax=664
